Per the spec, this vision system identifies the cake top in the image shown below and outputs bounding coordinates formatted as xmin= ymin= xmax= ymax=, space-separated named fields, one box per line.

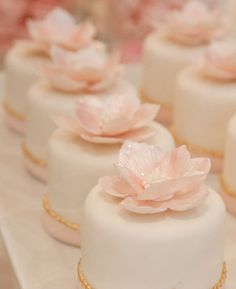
xmin=198 ymin=41 xmax=236 ymax=81
xmin=22 ymin=8 xmax=96 ymax=54
xmin=55 ymin=88 xmax=159 ymax=143
xmin=157 ymin=1 xmax=224 ymax=46
xmin=99 ymin=141 xmax=211 ymax=214
xmin=41 ymin=43 xmax=123 ymax=92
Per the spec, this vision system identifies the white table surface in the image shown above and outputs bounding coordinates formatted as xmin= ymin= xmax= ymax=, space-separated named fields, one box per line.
xmin=0 ymin=72 xmax=235 ymax=289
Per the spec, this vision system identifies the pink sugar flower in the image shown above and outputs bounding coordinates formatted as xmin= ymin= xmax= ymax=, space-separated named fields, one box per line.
xmin=55 ymin=91 xmax=159 ymax=144
xmin=100 ymin=142 xmax=211 ymax=214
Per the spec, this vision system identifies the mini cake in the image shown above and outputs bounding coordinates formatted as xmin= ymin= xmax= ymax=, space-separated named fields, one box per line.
xmin=4 ymin=8 xmax=96 ymax=134
xmin=173 ymin=41 xmax=236 ymax=172
xmin=141 ymin=1 xmax=224 ymax=124
xmin=79 ymin=142 xmax=226 ymax=289
xmin=23 ymin=43 xmax=124 ymax=182
xmin=42 ymin=89 xmax=175 ymax=246
xmin=221 ymin=114 xmax=236 ymax=215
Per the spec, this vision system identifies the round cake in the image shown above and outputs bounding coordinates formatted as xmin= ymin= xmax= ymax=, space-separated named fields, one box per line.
xmin=173 ymin=42 xmax=236 ymax=173
xmin=141 ymin=32 xmax=204 ymax=124
xmin=43 ymin=122 xmax=175 ymax=246
xmin=23 ymin=80 xmax=136 ymax=182
xmin=141 ymin=1 xmax=223 ymax=125
xmin=4 ymin=42 xmax=49 ymax=134
xmin=80 ymin=188 xmax=225 ymax=289
xmin=79 ymin=142 xmax=226 ymax=289
xmin=221 ymin=114 xmax=236 ymax=215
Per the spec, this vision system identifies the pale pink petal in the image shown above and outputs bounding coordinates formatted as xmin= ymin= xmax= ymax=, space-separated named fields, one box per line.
xmin=159 ymin=145 xmax=191 ymax=178
xmin=168 ymin=185 xmax=209 ymax=211
xmin=48 ymin=72 xmax=86 ymax=92
xmin=117 ymin=141 xmax=164 ymax=193
xmin=138 ymin=173 xmax=208 ymax=201
xmin=76 ymin=99 xmax=103 ymax=135
xmin=132 ymin=104 xmax=160 ymax=129
xmin=79 ymin=134 xmax=123 ymax=144
xmin=99 ymin=176 xmax=134 ymax=198
xmin=188 ymin=158 xmax=211 ymax=175
xmin=120 ymin=197 xmax=168 ymax=214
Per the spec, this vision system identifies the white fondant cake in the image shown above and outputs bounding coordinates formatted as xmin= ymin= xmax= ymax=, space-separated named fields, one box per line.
xmin=43 ymin=123 xmax=175 ymax=246
xmin=4 ymin=42 xmax=49 ymax=134
xmin=173 ymin=67 xmax=236 ymax=172
xmin=221 ymin=114 xmax=236 ymax=215
xmin=141 ymin=1 xmax=223 ymax=125
xmin=23 ymin=80 xmax=137 ymax=182
xmin=80 ymin=187 xmax=225 ymax=289
xmin=141 ymin=32 xmax=204 ymax=124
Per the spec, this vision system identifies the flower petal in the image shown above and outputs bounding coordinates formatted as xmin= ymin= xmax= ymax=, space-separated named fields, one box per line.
xmin=99 ymin=176 xmax=134 ymax=198
xmin=132 ymin=104 xmax=160 ymax=129
xmin=168 ymin=185 xmax=209 ymax=211
xmin=120 ymin=197 xmax=168 ymax=214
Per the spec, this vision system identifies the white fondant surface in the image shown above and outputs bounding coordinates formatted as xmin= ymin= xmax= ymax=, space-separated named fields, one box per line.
xmin=174 ymin=67 xmax=236 ymax=153
xmin=81 ymin=187 xmax=226 ymax=289
xmin=47 ymin=123 xmax=175 ymax=224
xmin=5 ymin=42 xmax=49 ymax=119
xmin=141 ymin=32 xmax=205 ymax=105
xmin=25 ymin=80 xmax=137 ymax=164
xmin=223 ymin=114 xmax=236 ymax=191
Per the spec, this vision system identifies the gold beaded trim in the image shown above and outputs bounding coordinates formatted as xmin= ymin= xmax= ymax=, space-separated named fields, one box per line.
xmin=42 ymin=195 xmax=79 ymax=231
xmin=140 ymin=90 xmax=172 ymax=110
xmin=220 ymin=175 xmax=236 ymax=199
xmin=170 ymin=127 xmax=223 ymax=159
xmin=77 ymin=260 xmax=227 ymax=289
xmin=22 ymin=143 xmax=47 ymax=168
xmin=3 ymin=102 xmax=26 ymax=121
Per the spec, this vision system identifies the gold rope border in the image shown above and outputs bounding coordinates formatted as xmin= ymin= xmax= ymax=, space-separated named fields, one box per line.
xmin=140 ymin=90 xmax=172 ymax=111
xmin=77 ymin=260 xmax=227 ymax=289
xmin=3 ymin=102 xmax=26 ymax=121
xmin=42 ymin=195 xmax=79 ymax=231
xmin=22 ymin=143 xmax=47 ymax=168
xmin=170 ymin=127 xmax=223 ymax=159
xmin=220 ymin=175 xmax=236 ymax=199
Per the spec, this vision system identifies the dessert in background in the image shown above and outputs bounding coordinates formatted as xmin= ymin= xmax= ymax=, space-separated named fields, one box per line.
xmin=221 ymin=114 xmax=236 ymax=215
xmin=42 ymin=89 xmax=175 ymax=246
xmin=141 ymin=0 xmax=225 ymax=124
xmin=4 ymin=8 xmax=95 ymax=134
xmin=23 ymin=42 xmax=125 ymax=182
xmin=173 ymin=40 xmax=236 ymax=172
xmin=79 ymin=142 xmax=226 ymax=289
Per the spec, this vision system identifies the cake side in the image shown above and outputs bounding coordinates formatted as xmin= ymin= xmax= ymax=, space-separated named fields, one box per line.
xmin=141 ymin=32 xmax=204 ymax=105
xmin=47 ymin=121 xmax=175 ymax=222
xmin=174 ymin=67 xmax=236 ymax=154
xmin=81 ymin=186 xmax=225 ymax=289
xmin=4 ymin=42 xmax=49 ymax=131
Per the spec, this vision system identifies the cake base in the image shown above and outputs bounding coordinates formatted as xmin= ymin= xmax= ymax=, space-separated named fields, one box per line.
xmin=42 ymin=211 xmax=80 ymax=247
xmin=24 ymin=157 xmax=47 ymax=183
xmin=3 ymin=102 xmax=26 ymax=135
xmin=22 ymin=142 xmax=47 ymax=182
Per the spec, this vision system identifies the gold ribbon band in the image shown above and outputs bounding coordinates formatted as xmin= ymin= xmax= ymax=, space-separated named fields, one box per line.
xmin=220 ymin=175 xmax=236 ymax=199
xmin=78 ymin=260 xmax=227 ymax=289
xmin=140 ymin=90 xmax=172 ymax=110
xmin=42 ymin=195 xmax=79 ymax=231
xmin=170 ymin=127 xmax=223 ymax=159
xmin=3 ymin=102 xmax=26 ymax=121
xmin=22 ymin=143 xmax=47 ymax=168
